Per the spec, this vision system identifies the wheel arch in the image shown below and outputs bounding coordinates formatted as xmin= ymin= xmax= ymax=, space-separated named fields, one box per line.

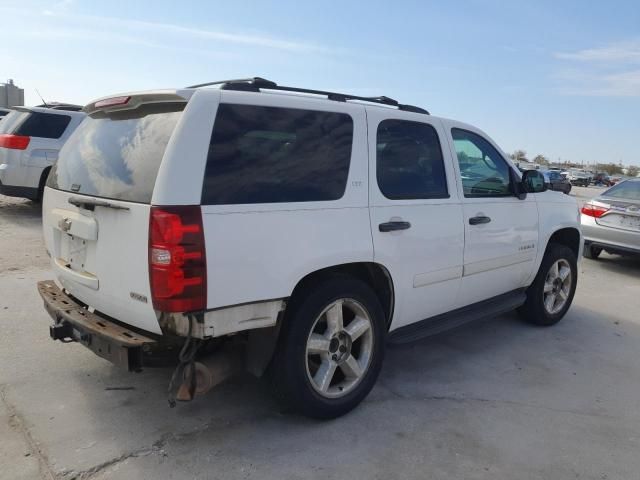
xmin=546 ymin=227 xmax=581 ymax=258
xmin=37 ymin=166 xmax=52 ymax=200
xmin=289 ymin=262 xmax=396 ymax=329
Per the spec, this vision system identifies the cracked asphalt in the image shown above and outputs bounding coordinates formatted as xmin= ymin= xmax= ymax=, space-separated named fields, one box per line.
xmin=1 ymin=187 xmax=640 ymax=480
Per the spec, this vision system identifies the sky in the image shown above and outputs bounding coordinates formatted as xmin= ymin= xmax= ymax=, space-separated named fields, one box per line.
xmin=1 ymin=0 xmax=639 ymax=166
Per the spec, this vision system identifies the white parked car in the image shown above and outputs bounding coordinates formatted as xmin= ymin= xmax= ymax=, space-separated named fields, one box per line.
xmin=0 ymin=107 xmax=11 ymax=119
xmin=0 ymin=106 xmax=85 ymax=200
xmin=38 ymin=78 xmax=581 ymax=418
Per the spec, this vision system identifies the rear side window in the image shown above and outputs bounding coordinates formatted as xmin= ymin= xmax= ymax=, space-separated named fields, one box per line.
xmin=47 ymin=103 xmax=184 ymax=204
xmin=14 ymin=112 xmax=71 ymax=139
xmin=201 ymin=104 xmax=353 ymax=205
xmin=376 ymin=119 xmax=448 ymax=200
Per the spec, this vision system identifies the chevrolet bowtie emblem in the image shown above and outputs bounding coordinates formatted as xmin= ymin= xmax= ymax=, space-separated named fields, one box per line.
xmin=58 ymin=218 xmax=72 ymax=232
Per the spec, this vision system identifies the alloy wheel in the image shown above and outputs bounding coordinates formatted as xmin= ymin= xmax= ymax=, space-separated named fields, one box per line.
xmin=305 ymin=298 xmax=374 ymax=398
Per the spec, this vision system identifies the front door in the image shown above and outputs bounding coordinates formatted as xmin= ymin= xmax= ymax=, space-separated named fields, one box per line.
xmin=445 ymin=123 xmax=539 ymax=307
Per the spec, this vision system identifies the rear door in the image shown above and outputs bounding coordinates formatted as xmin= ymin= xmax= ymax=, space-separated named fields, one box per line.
xmin=43 ymin=94 xmax=193 ymax=334
xmin=367 ymin=110 xmax=464 ymax=331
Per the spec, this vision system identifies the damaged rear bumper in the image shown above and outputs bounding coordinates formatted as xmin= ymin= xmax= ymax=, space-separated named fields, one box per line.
xmin=38 ymin=280 xmax=177 ymax=371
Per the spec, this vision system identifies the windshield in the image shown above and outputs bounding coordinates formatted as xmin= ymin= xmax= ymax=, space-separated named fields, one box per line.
xmin=47 ymin=102 xmax=185 ymax=204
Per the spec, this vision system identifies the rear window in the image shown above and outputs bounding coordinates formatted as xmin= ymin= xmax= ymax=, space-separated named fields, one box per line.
xmin=0 ymin=111 xmax=28 ymax=134
xmin=201 ymin=104 xmax=353 ymax=205
xmin=47 ymin=103 xmax=184 ymax=204
xmin=14 ymin=112 xmax=71 ymax=139
xmin=604 ymin=181 xmax=640 ymax=200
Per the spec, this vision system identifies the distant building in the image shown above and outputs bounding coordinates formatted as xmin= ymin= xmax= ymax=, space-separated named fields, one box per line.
xmin=0 ymin=79 xmax=25 ymax=108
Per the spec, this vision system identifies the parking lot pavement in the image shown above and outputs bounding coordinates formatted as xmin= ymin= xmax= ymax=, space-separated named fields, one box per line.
xmin=1 ymin=193 xmax=640 ymax=480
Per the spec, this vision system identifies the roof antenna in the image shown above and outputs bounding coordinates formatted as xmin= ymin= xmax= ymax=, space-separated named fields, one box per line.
xmin=35 ymin=89 xmax=49 ymax=108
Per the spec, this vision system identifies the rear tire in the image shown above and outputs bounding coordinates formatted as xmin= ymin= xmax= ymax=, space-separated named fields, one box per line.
xmin=583 ymin=244 xmax=602 ymax=260
xmin=518 ymin=243 xmax=577 ymax=326
xmin=270 ymin=276 xmax=386 ymax=419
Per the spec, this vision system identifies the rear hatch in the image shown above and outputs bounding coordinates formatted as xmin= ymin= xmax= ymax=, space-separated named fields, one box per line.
xmin=43 ymin=94 xmax=188 ymax=334
xmin=0 ymin=110 xmax=30 ymax=178
xmin=0 ymin=108 xmax=77 ymax=187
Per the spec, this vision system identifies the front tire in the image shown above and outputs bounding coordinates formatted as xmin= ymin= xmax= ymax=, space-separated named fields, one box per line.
xmin=518 ymin=243 xmax=577 ymax=326
xmin=271 ymin=276 xmax=386 ymax=419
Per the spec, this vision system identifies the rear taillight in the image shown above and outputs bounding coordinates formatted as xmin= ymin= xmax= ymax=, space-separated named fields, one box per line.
xmin=0 ymin=134 xmax=30 ymax=150
xmin=581 ymin=202 xmax=609 ymax=218
xmin=149 ymin=206 xmax=207 ymax=312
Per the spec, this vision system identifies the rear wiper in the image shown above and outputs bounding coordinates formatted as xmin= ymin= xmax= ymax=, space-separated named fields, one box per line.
xmin=68 ymin=197 xmax=130 ymax=211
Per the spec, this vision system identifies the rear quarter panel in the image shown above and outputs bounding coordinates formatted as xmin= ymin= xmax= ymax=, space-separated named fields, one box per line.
xmin=197 ymin=92 xmax=372 ymax=309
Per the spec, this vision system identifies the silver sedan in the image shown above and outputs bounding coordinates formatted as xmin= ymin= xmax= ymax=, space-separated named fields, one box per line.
xmin=581 ymin=178 xmax=640 ymax=259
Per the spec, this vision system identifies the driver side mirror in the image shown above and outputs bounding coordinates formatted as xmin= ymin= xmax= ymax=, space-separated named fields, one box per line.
xmin=521 ymin=170 xmax=547 ymax=194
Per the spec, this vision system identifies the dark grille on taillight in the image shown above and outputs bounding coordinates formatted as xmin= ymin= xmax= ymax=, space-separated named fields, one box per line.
xmin=149 ymin=206 xmax=207 ymax=312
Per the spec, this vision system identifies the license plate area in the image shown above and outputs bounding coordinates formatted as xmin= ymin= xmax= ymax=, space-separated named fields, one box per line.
xmin=619 ymin=215 xmax=640 ymax=230
xmin=60 ymin=234 xmax=89 ymax=272
xmin=598 ymin=214 xmax=640 ymax=232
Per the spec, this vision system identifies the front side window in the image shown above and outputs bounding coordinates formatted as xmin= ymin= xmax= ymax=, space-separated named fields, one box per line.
xmin=452 ymin=128 xmax=512 ymax=197
xmin=376 ymin=119 xmax=448 ymax=200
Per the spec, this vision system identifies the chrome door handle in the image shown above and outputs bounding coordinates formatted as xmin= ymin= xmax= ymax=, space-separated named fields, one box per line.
xmin=469 ymin=216 xmax=491 ymax=225
xmin=379 ymin=221 xmax=411 ymax=232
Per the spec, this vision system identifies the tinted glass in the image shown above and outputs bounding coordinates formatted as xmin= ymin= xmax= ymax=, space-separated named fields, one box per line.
xmin=603 ymin=181 xmax=640 ymax=200
xmin=452 ymin=128 xmax=512 ymax=197
xmin=0 ymin=111 xmax=28 ymax=134
xmin=47 ymin=103 xmax=184 ymax=204
xmin=0 ymin=111 xmax=8 ymax=118
xmin=376 ymin=119 xmax=448 ymax=199
xmin=202 ymin=104 xmax=353 ymax=205
xmin=14 ymin=112 xmax=71 ymax=139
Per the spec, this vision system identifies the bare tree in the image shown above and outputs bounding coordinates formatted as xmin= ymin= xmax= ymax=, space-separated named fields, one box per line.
xmin=532 ymin=154 xmax=549 ymax=166
xmin=597 ymin=163 xmax=623 ymax=175
xmin=627 ymin=165 xmax=639 ymax=177
xmin=510 ymin=150 xmax=527 ymax=162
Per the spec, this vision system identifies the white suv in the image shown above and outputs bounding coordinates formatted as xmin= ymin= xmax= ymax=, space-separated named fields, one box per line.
xmin=0 ymin=106 xmax=85 ymax=201
xmin=38 ymin=78 xmax=581 ymax=418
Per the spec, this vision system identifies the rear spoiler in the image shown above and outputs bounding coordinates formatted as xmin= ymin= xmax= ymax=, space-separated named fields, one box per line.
xmin=84 ymin=91 xmax=192 ymax=115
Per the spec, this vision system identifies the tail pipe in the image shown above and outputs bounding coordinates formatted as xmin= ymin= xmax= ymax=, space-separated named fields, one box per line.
xmin=175 ymin=348 xmax=244 ymax=401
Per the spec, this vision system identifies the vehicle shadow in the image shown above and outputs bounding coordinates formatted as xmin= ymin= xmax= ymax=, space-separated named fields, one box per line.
xmin=0 ymin=195 xmax=42 ymax=224
xmin=38 ymin=300 xmax=640 ymax=477
xmin=584 ymin=253 xmax=640 ymax=279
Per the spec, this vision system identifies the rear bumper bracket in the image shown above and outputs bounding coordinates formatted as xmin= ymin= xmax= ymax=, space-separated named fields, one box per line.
xmin=37 ymin=280 xmax=164 ymax=371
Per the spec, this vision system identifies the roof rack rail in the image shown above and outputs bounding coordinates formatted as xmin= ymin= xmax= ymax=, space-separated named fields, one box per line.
xmin=187 ymin=77 xmax=429 ymax=114
xmin=186 ymin=77 xmax=277 ymax=89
